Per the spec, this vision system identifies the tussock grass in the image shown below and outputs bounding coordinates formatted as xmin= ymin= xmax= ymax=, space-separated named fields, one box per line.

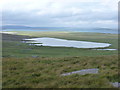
xmin=3 ymin=55 xmax=118 ymax=88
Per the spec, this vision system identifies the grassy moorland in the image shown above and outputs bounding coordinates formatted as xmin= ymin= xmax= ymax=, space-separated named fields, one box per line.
xmin=2 ymin=31 xmax=118 ymax=58
xmin=3 ymin=55 xmax=118 ymax=88
xmin=2 ymin=32 xmax=119 ymax=88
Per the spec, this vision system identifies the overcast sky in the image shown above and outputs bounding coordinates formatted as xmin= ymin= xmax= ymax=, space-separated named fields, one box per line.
xmin=2 ymin=0 xmax=119 ymax=28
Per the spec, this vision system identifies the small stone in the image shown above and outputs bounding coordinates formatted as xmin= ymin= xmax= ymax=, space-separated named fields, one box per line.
xmin=111 ymin=82 xmax=120 ymax=88
xmin=31 ymin=55 xmax=39 ymax=58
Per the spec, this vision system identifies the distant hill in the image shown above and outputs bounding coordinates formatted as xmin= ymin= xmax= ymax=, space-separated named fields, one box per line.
xmin=2 ymin=25 xmax=117 ymax=31
xmin=2 ymin=25 xmax=67 ymax=30
xmin=2 ymin=25 xmax=32 ymax=29
xmin=94 ymin=28 xmax=117 ymax=30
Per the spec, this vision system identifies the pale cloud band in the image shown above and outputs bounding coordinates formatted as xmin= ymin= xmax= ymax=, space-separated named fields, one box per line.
xmin=2 ymin=0 xmax=119 ymax=28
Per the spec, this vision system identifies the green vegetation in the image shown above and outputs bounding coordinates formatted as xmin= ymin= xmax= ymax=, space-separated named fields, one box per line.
xmin=3 ymin=32 xmax=118 ymax=58
xmin=2 ymin=32 xmax=119 ymax=88
xmin=2 ymin=41 xmax=118 ymax=58
xmin=3 ymin=55 xmax=118 ymax=88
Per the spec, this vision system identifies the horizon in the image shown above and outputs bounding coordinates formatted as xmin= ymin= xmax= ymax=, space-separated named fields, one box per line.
xmin=1 ymin=25 xmax=118 ymax=29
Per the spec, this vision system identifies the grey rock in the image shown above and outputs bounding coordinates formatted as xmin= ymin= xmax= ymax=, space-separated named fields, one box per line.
xmin=31 ymin=55 xmax=39 ymax=58
xmin=61 ymin=68 xmax=99 ymax=76
xmin=111 ymin=82 xmax=120 ymax=88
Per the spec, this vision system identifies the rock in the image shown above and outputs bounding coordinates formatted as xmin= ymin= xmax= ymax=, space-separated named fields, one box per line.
xmin=31 ymin=55 xmax=39 ymax=58
xmin=111 ymin=82 xmax=120 ymax=88
xmin=61 ymin=68 xmax=99 ymax=76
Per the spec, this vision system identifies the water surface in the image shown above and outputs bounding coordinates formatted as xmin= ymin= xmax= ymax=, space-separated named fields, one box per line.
xmin=24 ymin=37 xmax=111 ymax=48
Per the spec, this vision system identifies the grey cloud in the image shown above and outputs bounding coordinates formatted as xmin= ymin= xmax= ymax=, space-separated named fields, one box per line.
xmin=2 ymin=0 xmax=118 ymax=28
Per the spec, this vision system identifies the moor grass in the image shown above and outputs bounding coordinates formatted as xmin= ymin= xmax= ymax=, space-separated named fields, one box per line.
xmin=2 ymin=32 xmax=118 ymax=58
xmin=2 ymin=32 xmax=119 ymax=88
xmin=3 ymin=55 xmax=119 ymax=88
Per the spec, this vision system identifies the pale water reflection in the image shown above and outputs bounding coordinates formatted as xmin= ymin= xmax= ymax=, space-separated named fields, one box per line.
xmin=93 ymin=49 xmax=117 ymax=51
xmin=24 ymin=37 xmax=111 ymax=48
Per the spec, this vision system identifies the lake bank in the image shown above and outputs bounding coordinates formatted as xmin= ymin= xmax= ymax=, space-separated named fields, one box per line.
xmin=2 ymin=32 xmax=118 ymax=58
